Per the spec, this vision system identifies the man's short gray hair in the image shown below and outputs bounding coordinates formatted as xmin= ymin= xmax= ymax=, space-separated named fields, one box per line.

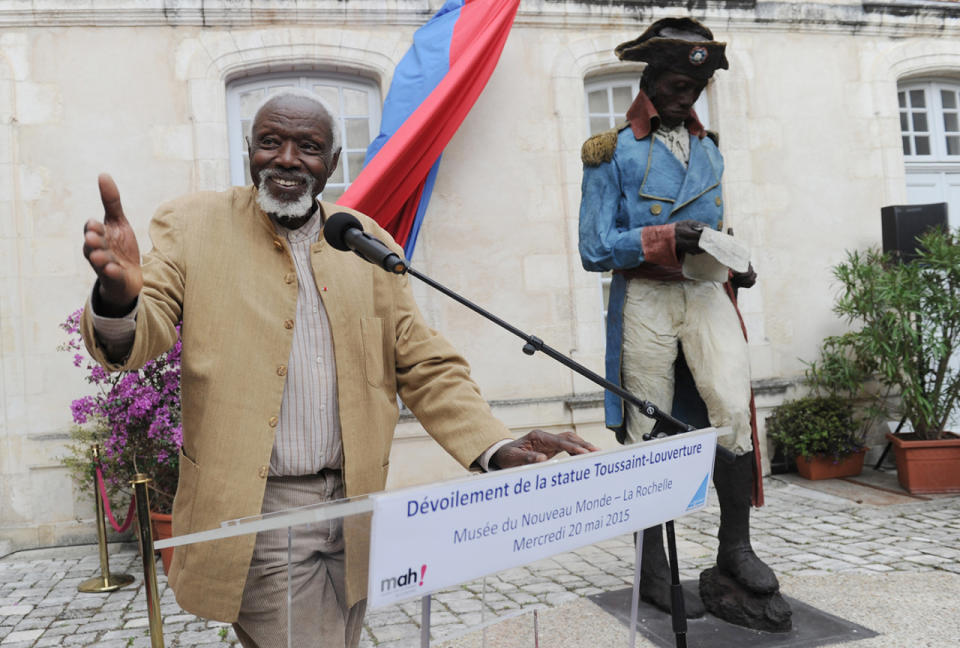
xmin=246 ymin=87 xmax=342 ymax=154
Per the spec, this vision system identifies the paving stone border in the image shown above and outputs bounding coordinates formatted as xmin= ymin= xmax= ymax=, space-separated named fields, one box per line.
xmin=1 ymin=477 xmax=957 ymax=647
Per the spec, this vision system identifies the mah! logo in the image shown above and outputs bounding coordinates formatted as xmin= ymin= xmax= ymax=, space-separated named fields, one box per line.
xmin=380 ymin=564 xmax=427 ymax=593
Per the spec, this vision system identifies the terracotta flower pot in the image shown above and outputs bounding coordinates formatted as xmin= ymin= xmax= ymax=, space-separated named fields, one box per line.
xmin=887 ymin=432 xmax=960 ymax=494
xmin=795 ymin=449 xmax=865 ymax=480
xmin=149 ymin=511 xmax=174 ymax=575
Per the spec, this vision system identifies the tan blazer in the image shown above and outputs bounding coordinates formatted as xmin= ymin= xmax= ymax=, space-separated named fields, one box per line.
xmin=81 ymin=187 xmax=509 ymax=622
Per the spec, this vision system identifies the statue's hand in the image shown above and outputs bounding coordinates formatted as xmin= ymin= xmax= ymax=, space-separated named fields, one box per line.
xmin=730 ymin=263 xmax=757 ymax=289
xmin=675 ymin=220 xmax=706 ymax=255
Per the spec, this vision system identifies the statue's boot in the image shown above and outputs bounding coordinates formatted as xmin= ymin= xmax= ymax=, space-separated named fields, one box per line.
xmin=714 ymin=451 xmax=780 ymax=594
xmin=637 ymin=526 xmax=705 ymax=618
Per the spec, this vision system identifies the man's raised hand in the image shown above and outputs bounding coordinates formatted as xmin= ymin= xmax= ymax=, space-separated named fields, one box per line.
xmin=83 ymin=174 xmax=143 ymax=315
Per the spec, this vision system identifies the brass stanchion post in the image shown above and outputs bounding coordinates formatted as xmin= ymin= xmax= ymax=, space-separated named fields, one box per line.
xmin=132 ymin=473 xmax=165 ymax=648
xmin=78 ymin=445 xmax=135 ymax=593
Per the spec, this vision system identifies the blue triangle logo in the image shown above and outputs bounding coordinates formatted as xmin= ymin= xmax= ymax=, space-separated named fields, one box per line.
xmin=686 ymin=473 xmax=710 ymax=511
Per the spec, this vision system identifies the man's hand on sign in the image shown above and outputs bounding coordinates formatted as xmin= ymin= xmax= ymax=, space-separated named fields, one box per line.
xmin=491 ymin=430 xmax=599 ymax=470
xmin=83 ymin=174 xmax=143 ymax=316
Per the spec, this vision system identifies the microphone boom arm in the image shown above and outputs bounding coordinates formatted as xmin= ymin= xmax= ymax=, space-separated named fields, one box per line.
xmin=404 ymin=265 xmax=694 ymax=438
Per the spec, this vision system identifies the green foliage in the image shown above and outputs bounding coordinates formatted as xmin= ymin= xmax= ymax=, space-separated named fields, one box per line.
xmin=803 ymin=338 xmax=890 ymax=443
xmin=767 ymin=395 xmax=862 ymax=461
xmin=60 ymin=420 xmax=129 ymax=515
xmin=805 ymin=227 xmax=960 ymax=440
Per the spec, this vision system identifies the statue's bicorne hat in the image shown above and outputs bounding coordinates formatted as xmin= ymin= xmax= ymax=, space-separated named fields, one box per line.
xmin=614 ymin=17 xmax=728 ymax=80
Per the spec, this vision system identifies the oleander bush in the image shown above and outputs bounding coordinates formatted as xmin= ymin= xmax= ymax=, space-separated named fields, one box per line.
xmin=805 ymin=226 xmax=960 ymax=441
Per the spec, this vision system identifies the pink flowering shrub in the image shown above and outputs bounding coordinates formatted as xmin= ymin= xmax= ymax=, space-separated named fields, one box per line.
xmin=60 ymin=308 xmax=181 ymax=514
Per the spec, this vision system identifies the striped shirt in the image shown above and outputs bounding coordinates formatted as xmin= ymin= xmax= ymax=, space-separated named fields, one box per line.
xmin=270 ymin=211 xmax=341 ymax=475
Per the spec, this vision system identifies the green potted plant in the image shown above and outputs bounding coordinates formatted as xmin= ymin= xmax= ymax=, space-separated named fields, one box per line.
xmin=803 ymin=226 xmax=960 ymax=493
xmin=59 ymin=309 xmax=182 ymax=572
xmin=767 ymin=395 xmax=866 ymax=480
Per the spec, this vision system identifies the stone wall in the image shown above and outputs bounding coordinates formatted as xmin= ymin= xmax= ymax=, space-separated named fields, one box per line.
xmin=1 ymin=0 xmax=959 ymax=552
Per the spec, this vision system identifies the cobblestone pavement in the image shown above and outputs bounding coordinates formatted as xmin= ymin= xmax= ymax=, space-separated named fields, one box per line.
xmin=1 ymin=474 xmax=958 ymax=647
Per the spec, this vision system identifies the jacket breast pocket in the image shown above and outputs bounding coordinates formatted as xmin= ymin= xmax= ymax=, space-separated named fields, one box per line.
xmin=360 ymin=316 xmax=385 ymax=387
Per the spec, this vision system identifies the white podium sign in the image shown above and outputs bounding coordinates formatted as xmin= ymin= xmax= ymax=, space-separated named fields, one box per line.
xmin=367 ymin=428 xmax=717 ymax=608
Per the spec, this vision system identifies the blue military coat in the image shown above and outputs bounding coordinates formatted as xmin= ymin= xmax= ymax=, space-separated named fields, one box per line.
xmin=578 ymin=123 xmax=725 ymax=434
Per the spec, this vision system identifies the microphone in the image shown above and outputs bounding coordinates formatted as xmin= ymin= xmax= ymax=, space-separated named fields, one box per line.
xmin=323 ymin=212 xmax=408 ymax=274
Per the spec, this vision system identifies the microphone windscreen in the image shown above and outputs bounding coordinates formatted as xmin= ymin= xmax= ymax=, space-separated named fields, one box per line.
xmin=323 ymin=212 xmax=363 ymax=251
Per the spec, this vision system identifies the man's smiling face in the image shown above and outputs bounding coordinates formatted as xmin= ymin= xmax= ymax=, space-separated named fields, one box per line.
xmin=248 ymin=95 xmax=341 ymax=225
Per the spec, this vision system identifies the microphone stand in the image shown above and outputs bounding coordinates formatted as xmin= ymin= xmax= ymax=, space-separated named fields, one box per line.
xmin=405 ymin=264 xmax=709 ymax=648
xmin=406 ymin=267 xmax=690 ymax=434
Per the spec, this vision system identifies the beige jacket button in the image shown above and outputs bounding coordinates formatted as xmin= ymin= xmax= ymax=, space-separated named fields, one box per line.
xmin=285 ymin=273 xmax=295 ymax=284
xmin=273 ymin=239 xmax=283 ymax=251
xmin=269 ymin=416 xmax=279 ymax=427
xmin=284 ymin=319 xmax=294 ymax=330
xmin=259 ymin=466 xmax=269 ymax=478
xmin=277 ymin=366 xmax=287 ymax=377
xmin=650 ymin=203 xmax=663 ymax=216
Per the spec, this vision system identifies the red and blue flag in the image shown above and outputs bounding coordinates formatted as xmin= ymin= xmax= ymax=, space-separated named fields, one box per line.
xmin=337 ymin=0 xmax=520 ymax=259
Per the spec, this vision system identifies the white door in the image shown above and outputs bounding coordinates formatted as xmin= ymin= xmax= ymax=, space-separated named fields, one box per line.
xmin=905 ymin=171 xmax=960 ymax=228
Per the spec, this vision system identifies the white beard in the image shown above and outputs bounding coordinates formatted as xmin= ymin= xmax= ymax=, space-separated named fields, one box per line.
xmin=256 ymin=170 xmax=317 ymax=223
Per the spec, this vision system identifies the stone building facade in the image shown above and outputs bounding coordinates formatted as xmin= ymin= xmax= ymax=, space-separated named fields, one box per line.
xmin=1 ymin=0 xmax=959 ymax=552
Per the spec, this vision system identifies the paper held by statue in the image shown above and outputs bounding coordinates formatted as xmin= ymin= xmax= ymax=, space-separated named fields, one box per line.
xmin=682 ymin=228 xmax=751 ymax=282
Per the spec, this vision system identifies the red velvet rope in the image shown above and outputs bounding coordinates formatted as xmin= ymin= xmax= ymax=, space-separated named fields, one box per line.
xmin=96 ymin=466 xmax=136 ymax=533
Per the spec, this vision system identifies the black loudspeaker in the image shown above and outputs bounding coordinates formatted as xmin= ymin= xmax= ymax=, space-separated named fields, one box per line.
xmin=881 ymin=202 xmax=948 ymax=263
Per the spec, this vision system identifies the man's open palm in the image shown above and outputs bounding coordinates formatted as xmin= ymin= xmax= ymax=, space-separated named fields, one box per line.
xmin=83 ymin=174 xmax=143 ymax=312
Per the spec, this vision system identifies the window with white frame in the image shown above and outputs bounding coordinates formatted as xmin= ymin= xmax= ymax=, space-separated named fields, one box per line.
xmin=900 ymin=80 xmax=960 ymax=159
xmin=899 ymin=79 xmax=960 ymax=229
xmin=226 ymin=73 xmax=381 ymax=203
xmin=583 ymin=73 xmax=712 ymax=318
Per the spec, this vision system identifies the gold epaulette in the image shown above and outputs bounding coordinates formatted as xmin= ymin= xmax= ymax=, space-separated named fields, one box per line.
xmin=581 ymin=122 xmax=627 ymax=167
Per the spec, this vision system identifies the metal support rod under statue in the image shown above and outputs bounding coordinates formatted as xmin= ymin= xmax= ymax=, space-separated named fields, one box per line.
xmin=132 ymin=473 xmax=165 ymax=648
xmin=78 ymin=445 xmax=135 ymax=594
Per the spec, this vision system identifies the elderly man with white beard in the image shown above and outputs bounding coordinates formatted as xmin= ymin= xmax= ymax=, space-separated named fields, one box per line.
xmin=79 ymin=89 xmax=597 ymax=648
